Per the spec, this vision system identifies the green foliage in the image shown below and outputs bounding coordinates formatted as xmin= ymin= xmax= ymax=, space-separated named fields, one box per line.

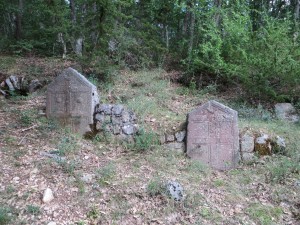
xmin=133 ymin=129 xmax=159 ymax=151
xmin=266 ymin=156 xmax=300 ymax=184
xmin=56 ymin=133 xmax=77 ymax=156
xmin=19 ymin=110 xmax=35 ymax=127
xmin=146 ymin=176 xmax=165 ymax=197
xmin=26 ymin=205 xmax=40 ymax=215
xmin=0 ymin=0 xmax=299 ymax=102
xmin=246 ymin=203 xmax=283 ymax=225
xmin=0 ymin=207 xmax=12 ymax=225
xmin=97 ymin=162 xmax=116 ymax=186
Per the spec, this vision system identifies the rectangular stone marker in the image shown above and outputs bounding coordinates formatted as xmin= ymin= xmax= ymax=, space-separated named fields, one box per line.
xmin=186 ymin=100 xmax=239 ymax=170
xmin=46 ymin=67 xmax=99 ymax=134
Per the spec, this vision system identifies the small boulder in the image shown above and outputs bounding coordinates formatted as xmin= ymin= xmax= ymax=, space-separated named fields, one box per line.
xmin=175 ymin=131 xmax=186 ymax=142
xmin=122 ymin=110 xmax=131 ymax=123
xmin=98 ymin=104 xmax=112 ymax=115
xmin=42 ymin=188 xmax=54 ymax=203
xmin=28 ymin=79 xmax=42 ymax=93
xmin=255 ymin=134 xmax=272 ymax=156
xmin=95 ymin=113 xmax=105 ymax=122
xmin=240 ymin=130 xmax=255 ymax=153
xmin=122 ymin=124 xmax=135 ymax=135
xmin=159 ymin=135 xmax=166 ymax=144
xmin=47 ymin=222 xmax=57 ymax=225
xmin=165 ymin=142 xmax=185 ymax=152
xmin=272 ymin=136 xmax=286 ymax=155
xmin=275 ymin=103 xmax=299 ymax=123
xmin=166 ymin=181 xmax=184 ymax=201
xmin=5 ymin=78 xmax=15 ymax=91
xmin=165 ymin=134 xmax=175 ymax=142
xmin=112 ymin=104 xmax=124 ymax=116
xmin=241 ymin=152 xmax=256 ymax=162
xmin=111 ymin=115 xmax=122 ymax=125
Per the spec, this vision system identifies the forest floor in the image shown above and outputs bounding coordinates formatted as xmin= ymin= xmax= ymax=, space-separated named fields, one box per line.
xmin=0 ymin=56 xmax=300 ymax=225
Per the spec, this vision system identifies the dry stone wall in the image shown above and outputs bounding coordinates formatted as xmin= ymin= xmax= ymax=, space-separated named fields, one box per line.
xmin=94 ymin=104 xmax=139 ymax=138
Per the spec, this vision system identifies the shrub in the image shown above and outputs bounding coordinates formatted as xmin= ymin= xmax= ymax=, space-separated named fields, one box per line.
xmin=133 ymin=129 xmax=159 ymax=151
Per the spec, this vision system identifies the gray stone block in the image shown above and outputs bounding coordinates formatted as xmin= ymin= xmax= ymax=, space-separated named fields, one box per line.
xmin=112 ymin=104 xmax=124 ymax=116
xmin=166 ymin=181 xmax=184 ymax=201
xmin=175 ymin=131 xmax=186 ymax=142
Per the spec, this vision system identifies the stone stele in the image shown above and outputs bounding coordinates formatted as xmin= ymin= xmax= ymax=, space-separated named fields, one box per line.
xmin=186 ymin=100 xmax=239 ymax=170
xmin=46 ymin=67 xmax=99 ymax=134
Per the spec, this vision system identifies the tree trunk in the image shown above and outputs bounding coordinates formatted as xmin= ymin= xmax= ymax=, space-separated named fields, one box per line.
xmin=15 ymin=0 xmax=23 ymax=40
xmin=295 ymin=0 xmax=300 ymax=21
xmin=165 ymin=25 xmax=169 ymax=50
xmin=70 ymin=0 xmax=76 ymax=24
xmin=58 ymin=33 xmax=67 ymax=59
xmin=188 ymin=9 xmax=195 ymax=57
xmin=69 ymin=0 xmax=83 ymax=56
xmin=214 ymin=0 xmax=222 ymax=28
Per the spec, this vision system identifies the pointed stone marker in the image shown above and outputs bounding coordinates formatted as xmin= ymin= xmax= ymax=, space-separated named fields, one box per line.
xmin=186 ymin=100 xmax=239 ymax=170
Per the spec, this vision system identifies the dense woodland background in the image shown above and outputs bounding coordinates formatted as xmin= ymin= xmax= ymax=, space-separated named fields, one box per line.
xmin=0 ymin=0 xmax=300 ymax=104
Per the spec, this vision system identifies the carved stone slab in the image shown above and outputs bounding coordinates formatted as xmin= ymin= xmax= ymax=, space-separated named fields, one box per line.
xmin=186 ymin=100 xmax=239 ymax=170
xmin=46 ymin=67 xmax=99 ymax=134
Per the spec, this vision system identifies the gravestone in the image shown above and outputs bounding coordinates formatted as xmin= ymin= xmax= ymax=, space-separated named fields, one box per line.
xmin=186 ymin=100 xmax=239 ymax=170
xmin=46 ymin=67 xmax=99 ymax=134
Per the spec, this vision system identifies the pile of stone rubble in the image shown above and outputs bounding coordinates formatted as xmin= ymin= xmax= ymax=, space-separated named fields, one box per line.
xmin=0 ymin=75 xmax=42 ymax=96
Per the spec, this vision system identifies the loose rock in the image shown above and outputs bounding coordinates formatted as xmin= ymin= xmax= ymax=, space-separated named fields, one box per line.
xmin=240 ymin=130 xmax=255 ymax=153
xmin=272 ymin=136 xmax=286 ymax=155
xmin=166 ymin=181 xmax=184 ymax=201
xmin=112 ymin=104 xmax=124 ymax=116
xmin=275 ymin=103 xmax=299 ymax=123
xmin=122 ymin=124 xmax=135 ymax=135
xmin=47 ymin=222 xmax=57 ymax=225
xmin=175 ymin=131 xmax=186 ymax=142
xmin=43 ymin=188 xmax=54 ymax=203
xmin=166 ymin=134 xmax=175 ymax=142
xmin=255 ymin=134 xmax=272 ymax=156
xmin=165 ymin=143 xmax=185 ymax=152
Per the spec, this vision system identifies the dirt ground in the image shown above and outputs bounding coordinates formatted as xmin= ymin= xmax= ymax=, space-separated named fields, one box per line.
xmin=0 ymin=56 xmax=300 ymax=225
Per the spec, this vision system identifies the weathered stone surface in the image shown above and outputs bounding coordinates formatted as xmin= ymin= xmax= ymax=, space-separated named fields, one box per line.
xmin=272 ymin=136 xmax=286 ymax=155
xmin=95 ymin=113 xmax=105 ymax=122
xmin=186 ymin=100 xmax=239 ymax=170
xmin=175 ymin=131 xmax=186 ymax=142
xmin=94 ymin=104 xmax=139 ymax=137
xmin=5 ymin=78 xmax=14 ymax=91
xmin=240 ymin=130 xmax=255 ymax=153
xmin=111 ymin=115 xmax=122 ymax=125
xmin=242 ymin=152 xmax=256 ymax=162
xmin=159 ymin=135 xmax=166 ymax=144
xmin=255 ymin=134 xmax=272 ymax=156
xmin=122 ymin=110 xmax=131 ymax=123
xmin=9 ymin=75 xmax=19 ymax=89
xmin=28 ymin=79 xmax=42 ymax=93
xmin=275 ymin=103 xmax=299 ymax=123
xmin=46 ymin=67 xmax=99 ymax=134
xmin=112 ymin=104 xmax=124 ymax=116
xmin=122 ymin=124 xmax=135 ymax=135
xmin=130 ymin=112 xmax=137 ymax=121
xmin=113 ymin=125 xmax=121 ymax=135
xmin=166 ymin=181 xmax=184 ymax=201
xmin=165 ymin=142 xmax=185 ymax=152
xmin=47 ymin=222 xmax=57 ymax=225
xmin=42 ymin=188 xmax=54 ymax=203
xmin=98 ymin=104 xmax=112 ymax=115
xmin=166 ymin=134 xmax=175 ymax=142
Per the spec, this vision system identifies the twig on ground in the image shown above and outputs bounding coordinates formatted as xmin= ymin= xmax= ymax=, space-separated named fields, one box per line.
xmin=21 ymin=124 xmax=38 ymax=132
xmin=18 ymin=133 xmax=28 ymax=145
